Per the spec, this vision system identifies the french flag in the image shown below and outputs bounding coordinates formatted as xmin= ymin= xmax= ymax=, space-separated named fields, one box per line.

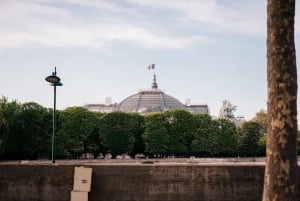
xmin=148 ymin=64 xmax=155 ymax=70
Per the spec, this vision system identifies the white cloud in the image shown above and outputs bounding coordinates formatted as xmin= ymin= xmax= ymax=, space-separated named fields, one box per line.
xmin=0 ymin=0 xmax=211 ymax=49
xmin=0 ymin=1 xmax=74 ymax=47
xmin=63 ymin=0 xmax=128 ymax=13
xmin=0 ymin=0 xmax=269 ymax=49
xmin=104 ymin=25 xmax=210 ymax=48
xmin=127 ymin=0 xmax=266 ymax=35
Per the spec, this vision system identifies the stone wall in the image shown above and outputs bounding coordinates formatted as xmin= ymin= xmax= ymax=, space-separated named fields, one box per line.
xmin=0 ymin=164 xmax=275 ymax=201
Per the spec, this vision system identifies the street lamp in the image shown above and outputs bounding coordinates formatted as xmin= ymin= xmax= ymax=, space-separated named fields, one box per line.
xmin=45 ymin=67 xmax=63 ymax=163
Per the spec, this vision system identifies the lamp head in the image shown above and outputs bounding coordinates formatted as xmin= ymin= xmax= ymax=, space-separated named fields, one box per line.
xmin=46 ymin=75 xmax=60 ymax=84
xmin=50 ymin=81 xmax=63 ymax=86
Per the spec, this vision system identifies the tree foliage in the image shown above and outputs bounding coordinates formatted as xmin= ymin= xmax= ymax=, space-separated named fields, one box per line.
xmin=252 ymin=109 xmax=267 ymax=134
xmin=190 ymin=114 xmax=213 ymax=156
xmin=17 ymin=102 xmax=52 ymax=159
xmin=0 ymin=97 xmax=22 ymax=159
xmin=99 ymin=112 xmax=137 ymax=158
xmin=0 ymin=98 xmax=52 ymax=159
xmin=143 ymin=112 xmax=169 ymax=156
xmin=0 ymin=96 xmax=285 ymax=160
xmin=58 ymin=107 xmax=103 ymax=158
xmin=165 ymin=110 xmax=194 ymax=156
xmin=238 ymin=121 xmax=264 ymax=157
xmin=212 ymin=119 xmax=238 ymax=156
xmin=128 ymin=113 xmax=145 ymax=157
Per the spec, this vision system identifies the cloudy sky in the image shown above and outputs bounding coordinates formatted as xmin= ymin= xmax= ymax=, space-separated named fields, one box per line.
xmin=1 ymin=0 xmax=299 ymax=119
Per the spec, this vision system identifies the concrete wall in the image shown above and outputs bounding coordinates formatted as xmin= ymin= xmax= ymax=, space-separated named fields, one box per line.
xmin=0 ymin=164 xmax=273 ymax=201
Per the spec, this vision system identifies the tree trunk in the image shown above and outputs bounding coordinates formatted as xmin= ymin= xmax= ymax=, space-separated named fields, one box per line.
xmin=263 ymin=0 xmax=298 ymax=200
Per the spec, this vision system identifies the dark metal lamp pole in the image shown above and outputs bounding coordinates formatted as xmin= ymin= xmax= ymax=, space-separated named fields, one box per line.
xmin=45 ymin=67 xmax=62 ymax=163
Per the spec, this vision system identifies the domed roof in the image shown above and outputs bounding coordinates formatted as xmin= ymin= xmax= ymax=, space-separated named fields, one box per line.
xmin=115 ymin=74 xmax=184 ymax=114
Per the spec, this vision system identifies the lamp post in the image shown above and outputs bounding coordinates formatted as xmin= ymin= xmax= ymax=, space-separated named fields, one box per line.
xmin=45 ymin=67 xmax=62 ymax=163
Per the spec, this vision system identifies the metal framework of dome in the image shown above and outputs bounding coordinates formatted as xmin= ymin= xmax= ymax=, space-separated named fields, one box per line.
xmin=115 ymin=74 xmax=184 ymax=114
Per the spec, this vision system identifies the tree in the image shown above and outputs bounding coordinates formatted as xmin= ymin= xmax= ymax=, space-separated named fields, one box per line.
xmin=99 ymin=112 xmax=136 ymax=158
xmin=238 ymin=121 xmax=264 ymax=157
xmin=165 ymin=110 xmax=194 ymax=156
xmin=259 ymin=135 xmax=267 ymax=156
xmin=263 ymin=0 xmax=298 ymax=200
xmin=190 ymin=114 xmax=213 ymax=156
xmin=17 ymin=102 xmax=52 ymax=159
xmin=58 ymin=107 xmax=102 ymax=158
xmin=0 ymin=99 xmax=52 ymax=160
xmin=0 ymin=97 xmax=22 ymax=159
xmin=252 ymin=109 xmax=267 ymax=134
xmin=211 ymin=119 xmax=238 ymax=157
xmin=128 ymin=113 xmax=145 ymax=157
xmin=143 ymin=112 xmax=169 ymax=157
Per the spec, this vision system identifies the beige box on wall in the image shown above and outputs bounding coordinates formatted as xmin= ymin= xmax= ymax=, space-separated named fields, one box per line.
xmin=73 ymin=166 xmax=92 ymax=192
xmin=70 ymin=190 xmax=88 ymax=201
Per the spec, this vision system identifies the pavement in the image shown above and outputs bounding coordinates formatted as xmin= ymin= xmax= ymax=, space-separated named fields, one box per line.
xmin=2 ymin=157 xmax=300 ymax=166
xmin=0 ymin=157 xmax=268 ymax=166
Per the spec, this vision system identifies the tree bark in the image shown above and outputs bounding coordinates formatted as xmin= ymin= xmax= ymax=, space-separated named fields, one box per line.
xmin=263 ymin=0 xmax=298 ymax=200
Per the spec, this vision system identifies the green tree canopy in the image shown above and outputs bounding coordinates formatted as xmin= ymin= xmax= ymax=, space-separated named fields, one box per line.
xmin=239 ymin=121 xmax=264 ymax=157
xmin=208 ymin=119 xmax=238 ymax=156
xmin=252 ymin=109 xmax=267 ymax=134
xmin=143 ymin=112 xmax=169 ymax=156
xmin=17 ymin=102 xmax=52 ymax=159
xmin=128 ymin=113 xmax=145 ymax=157
xmin=99 ymin=112 xmax=136 ymax=158
xmin=165 ymin=110 xmax=194 ymax=156
xmin=190 ymin=114 xmax=213 ymax=156
xmin=58 ymin=107 xmax=103 ymax=158
xmin=0 ymin=97 xmax=22 ymax=159
xmin=0 ymin=99 xmax=52 ymax=159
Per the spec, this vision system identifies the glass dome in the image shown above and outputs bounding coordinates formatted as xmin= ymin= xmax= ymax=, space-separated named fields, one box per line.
xmin=115 ymin=74 xmax=184 ymax=114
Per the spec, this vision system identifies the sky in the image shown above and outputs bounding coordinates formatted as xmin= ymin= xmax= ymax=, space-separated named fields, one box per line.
xmin=1 ymin=0 xmax=300 ymax=120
